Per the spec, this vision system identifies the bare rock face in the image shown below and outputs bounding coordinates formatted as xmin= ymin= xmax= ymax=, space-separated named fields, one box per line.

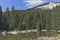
xmin=35 ymin=2 xmax=60 ymax=10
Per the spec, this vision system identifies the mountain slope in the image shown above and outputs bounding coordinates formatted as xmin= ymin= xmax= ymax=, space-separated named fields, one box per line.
xmin=34 ymin=2 xmax=60 ymax=10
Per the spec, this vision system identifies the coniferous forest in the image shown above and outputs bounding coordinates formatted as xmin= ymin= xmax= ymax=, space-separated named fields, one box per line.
xmin=0 ymin=5 xmax=60 ymax=32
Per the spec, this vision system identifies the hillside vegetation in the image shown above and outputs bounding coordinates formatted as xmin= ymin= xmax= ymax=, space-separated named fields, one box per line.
xmin=0 ymin=5 xmax=60 ymax=31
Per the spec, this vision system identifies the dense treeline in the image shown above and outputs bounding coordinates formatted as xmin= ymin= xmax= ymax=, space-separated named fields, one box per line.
xmin=0 ymin=5 xmax=60 ymax=31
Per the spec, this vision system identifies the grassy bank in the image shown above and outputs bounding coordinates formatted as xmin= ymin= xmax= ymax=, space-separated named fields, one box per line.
xmin=0 ymin=31 xmax=59 ymax=40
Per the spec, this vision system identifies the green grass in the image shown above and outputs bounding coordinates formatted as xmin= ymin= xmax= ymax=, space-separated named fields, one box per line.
xmin=39 ymin=31 xmax=57 ymax=37
xmin=0 ymin=31 xmax=59 ymax=40
xmin=0 ymin=32 xmax=37 ymax=40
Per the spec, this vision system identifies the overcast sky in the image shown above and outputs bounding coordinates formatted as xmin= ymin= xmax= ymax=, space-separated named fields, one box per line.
xmin=0 ymin=0 xmax=60 ymax=11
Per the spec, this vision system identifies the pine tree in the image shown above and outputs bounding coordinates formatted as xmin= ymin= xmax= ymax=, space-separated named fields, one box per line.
xmin=0 ymin=6 xmax=3 ymax=30
xmin=9 ymin=5 xmax=15 ymax=31
xmin=4 ymin=7 xmax=10 ymax=30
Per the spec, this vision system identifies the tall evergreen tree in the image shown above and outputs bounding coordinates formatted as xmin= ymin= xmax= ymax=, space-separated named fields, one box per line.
xmin=4 ymin=7 xmax=10 ymax=30
xmin=9 ymin=5 xmax=15 ymax=30
xmin=0 ymin=6 xmax=3 ymax=30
